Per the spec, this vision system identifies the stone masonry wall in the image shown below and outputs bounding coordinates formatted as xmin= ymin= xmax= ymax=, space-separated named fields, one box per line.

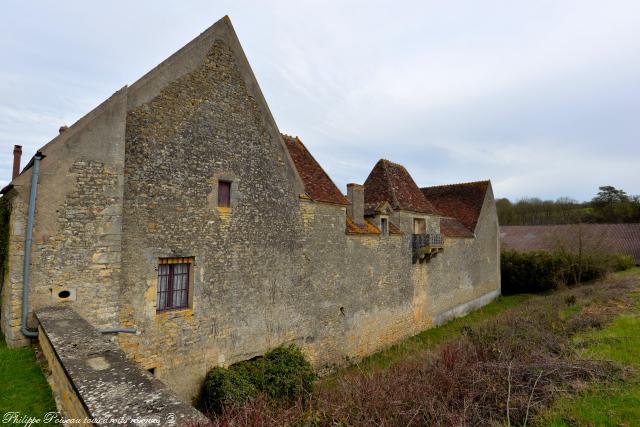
xmin=36 ymin=306 xmax=206 ymax=426
xmin=114 ymin=30 xmax=500 ymax=401
xmin=426 ymin=185 xmax=501 ymax=324
xmin=118 ymin=38 xmax=308 ymax=399
xmin=0 ymin=88 xmax=127 ymax=347
xmin=0 ymin=18 xmax=500 ymax=405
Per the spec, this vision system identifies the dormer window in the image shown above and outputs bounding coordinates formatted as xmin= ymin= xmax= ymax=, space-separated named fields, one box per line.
xmin=217 ymin=180 xmax=231 ymax=207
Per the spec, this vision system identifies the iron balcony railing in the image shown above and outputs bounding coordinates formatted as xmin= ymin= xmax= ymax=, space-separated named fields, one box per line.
xmin=412 ymin=233 xmax=444 ymax=263
xmin=412 ymin=233 xmax=443 ymax=250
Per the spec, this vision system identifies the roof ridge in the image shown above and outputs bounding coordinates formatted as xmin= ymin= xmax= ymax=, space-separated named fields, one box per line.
xmin=422 ymin=180 xmax=490 ymax=190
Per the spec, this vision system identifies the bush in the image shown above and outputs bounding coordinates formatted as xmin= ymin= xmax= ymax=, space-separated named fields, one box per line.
xmin=196 ymin=344 xmax=315 ymax=414
xmin=608 ymin=253 xmax=636 ymax=272
xmin=197 ymin=367 xmax=258 ymax=414
xmin=501 ymin=250 xmax=561 ymax=294
xmin=262 ymin=345 xmax=315 ymax=401
xmin=501 ymin=249 xmax=635 ymax=295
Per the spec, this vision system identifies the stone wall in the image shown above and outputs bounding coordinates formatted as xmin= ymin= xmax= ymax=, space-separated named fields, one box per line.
xmin=426 ymin=185 xmax=501 ymax=324
xmin=0 ymin=16 xmax=501 ymax=404
xmin=83 ymin=21 xmax=499 ymax=400
xmin=0 ymin=88 xmax=128 ymax=347
xmin=36 ymin=306 xmax=206 ymax=426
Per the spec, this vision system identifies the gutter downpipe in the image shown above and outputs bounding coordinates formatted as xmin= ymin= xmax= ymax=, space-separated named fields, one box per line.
xmin=21 ymin=152 xmax=43 ymax=338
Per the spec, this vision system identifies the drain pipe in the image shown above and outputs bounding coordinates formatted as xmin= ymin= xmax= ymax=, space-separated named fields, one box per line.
xmin=21 ymin=152 xmax=43 ymax=338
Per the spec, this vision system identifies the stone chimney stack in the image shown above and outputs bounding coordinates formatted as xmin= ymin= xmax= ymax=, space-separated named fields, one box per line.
xmin=12 ymin=145 xmax=22 ymax=180
xmin=347 ymin=183 xmax=365 ymax=225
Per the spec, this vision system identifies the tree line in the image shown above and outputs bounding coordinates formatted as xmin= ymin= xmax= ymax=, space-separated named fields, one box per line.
xmin=497 ymin=186 xmax=640 ymax=225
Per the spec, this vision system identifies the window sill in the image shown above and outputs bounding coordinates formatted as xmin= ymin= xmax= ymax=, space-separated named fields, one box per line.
xmin=155 ymin=307 xmax=193 ymax=318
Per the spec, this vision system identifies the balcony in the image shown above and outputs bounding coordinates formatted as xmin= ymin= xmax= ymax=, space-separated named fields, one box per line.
xmin=412 ymin=233 xmax=444 ymax=263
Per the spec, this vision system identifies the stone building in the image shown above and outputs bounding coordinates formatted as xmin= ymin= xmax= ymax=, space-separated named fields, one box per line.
xmin=0 ymin=16 xmax=500 ymax=401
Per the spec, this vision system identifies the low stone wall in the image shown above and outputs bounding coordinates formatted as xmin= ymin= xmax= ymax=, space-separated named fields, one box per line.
xmin=35 ymin=306 xmax=207 ymax=426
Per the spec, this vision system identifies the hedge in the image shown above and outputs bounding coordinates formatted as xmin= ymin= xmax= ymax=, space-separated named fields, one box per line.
xmin=501 ymin=249 xmax=635 ymax=295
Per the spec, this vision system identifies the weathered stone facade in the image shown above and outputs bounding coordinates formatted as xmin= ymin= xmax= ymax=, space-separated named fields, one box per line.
xmin=1 ymin=16 xmax=500 ymax=402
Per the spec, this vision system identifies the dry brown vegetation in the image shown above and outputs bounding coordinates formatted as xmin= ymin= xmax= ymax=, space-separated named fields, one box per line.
xmin=197 ymin=272 xmax=639 ymax=427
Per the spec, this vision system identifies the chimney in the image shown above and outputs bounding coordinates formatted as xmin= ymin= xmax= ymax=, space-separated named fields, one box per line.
xmin=347 ymin=183 xmax=365 ymax=225
xmin=12 ymin=145 xmax=22 ymax=180
xmin=59 ymin=125 xmax=68 ymax=133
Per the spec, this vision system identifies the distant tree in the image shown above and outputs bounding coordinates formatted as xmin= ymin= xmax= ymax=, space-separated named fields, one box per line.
xmin=591 ymin=186 xmax=629 ymax=207
xmin=496 ymin=186 xmax=639 ymax=225
xmin=589 ymin=186 xmax=638 ymax=223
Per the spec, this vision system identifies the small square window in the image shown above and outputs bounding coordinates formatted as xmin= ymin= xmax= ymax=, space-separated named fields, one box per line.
xmin=157 ymin=258 xmax=192 ymax=311
xmin=218 ymin=181 xmax=231 ymax=207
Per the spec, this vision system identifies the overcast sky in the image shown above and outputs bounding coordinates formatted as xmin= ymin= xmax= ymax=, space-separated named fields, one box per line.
xmin=1 ymin=1 xmax=639 ymax=201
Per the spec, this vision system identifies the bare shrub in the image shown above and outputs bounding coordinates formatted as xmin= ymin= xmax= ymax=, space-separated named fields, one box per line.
xmin=206 ymin=274 xmax=638 ymax=426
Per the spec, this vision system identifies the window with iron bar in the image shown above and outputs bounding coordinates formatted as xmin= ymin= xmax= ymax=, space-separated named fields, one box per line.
xmin=157 ymin=257 xmax=192 ymax=311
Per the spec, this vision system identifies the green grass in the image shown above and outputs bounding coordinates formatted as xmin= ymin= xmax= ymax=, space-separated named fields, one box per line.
xmin=542 ymin=380 xmax=640 ymax=427
xmin=0 ymin=331 xmax=57 ymax=419
xmin=615 ymin=266 xmax=640 ymax=277
xmin=539 ymin=272 xmax=640 ymax=426
xmin=342 ymin=293 xmax=531 ymax=374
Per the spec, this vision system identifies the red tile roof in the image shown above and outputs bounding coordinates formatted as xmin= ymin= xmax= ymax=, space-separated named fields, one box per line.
xmin=346 ymin=217 xmax=381 ymax=234
xmin=389 ymin=222 xmax=403 ymax=235
xmin=364 ymin=159 xmax=439 ymax=215
xmin=421 ymin=181 xmax=489 ymax=233
xmin=345 ymin=216 xmax=403 ymax=235
xmin=501 ymin=224 xmax=640 ymax=264
xmin=440 ymin=217 xmax=475 ymax=238
xmin=282 ymin=134 xmax=349 ymax=205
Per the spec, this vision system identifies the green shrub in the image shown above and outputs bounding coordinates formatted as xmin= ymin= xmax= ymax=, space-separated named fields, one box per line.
xmin=262 ymin=345 xmax=315 ymax=401
xmin=196 ymin=366 xmax=258 ymax=414
xmin=501 ymin=249 xmax=635 ymax=295
xmin=196 ymin=344 xmax=315 ymax=414
xmin=501 ymin=250 xmax=560 ymax=294
xmin=608 ymin=253 xmax=636 ymax=272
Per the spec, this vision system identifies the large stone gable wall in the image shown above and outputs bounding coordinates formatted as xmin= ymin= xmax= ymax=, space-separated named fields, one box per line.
xmin=118 ymin=39 xmax=308 ymax=398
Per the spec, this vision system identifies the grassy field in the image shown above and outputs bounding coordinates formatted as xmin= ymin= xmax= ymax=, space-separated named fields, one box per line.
xmin=0 ymin=331 xmax=57 ymax=420
xmin=540 ymin=268 xmax=640 ymax=426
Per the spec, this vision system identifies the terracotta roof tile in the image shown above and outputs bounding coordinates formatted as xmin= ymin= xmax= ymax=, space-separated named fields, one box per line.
xmin=364 ymin=159 xmax=439 ymax=215
xmin=282 ymin=134 xmax=349 ymax=205
xmin=346 ymin=217 xmax=381 ymax=234
xmin=345 ymin=216 xmax=403 ymax=235
xmin=500 ymin=224 xmax=640 ymax=264
xmin=441 ymin=217 xmax=475 ymax=238
xmin=421 ymin=181 xmax=489 ymax=232
xmin=389 ymin=222 xmax=403 ymax=235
